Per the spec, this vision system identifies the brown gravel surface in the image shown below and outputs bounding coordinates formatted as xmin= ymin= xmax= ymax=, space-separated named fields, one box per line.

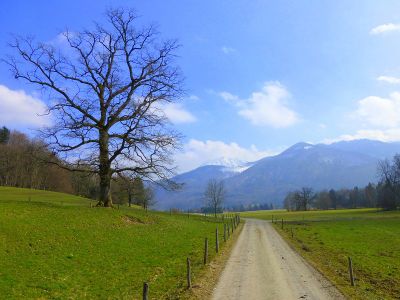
xmin=211 ymin=218 xmax=345 ymax=300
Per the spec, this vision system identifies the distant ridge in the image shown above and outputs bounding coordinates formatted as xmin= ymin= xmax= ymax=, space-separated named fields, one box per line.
xmin=154 ymin=139 xmax=400 ymax=210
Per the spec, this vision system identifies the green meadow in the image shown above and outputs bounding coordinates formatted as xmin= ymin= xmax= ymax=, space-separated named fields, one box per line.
xmin=242 ymin=208 xmax=400 ymax=299
xmin=0 ymin=187 xmax=232 ymax=299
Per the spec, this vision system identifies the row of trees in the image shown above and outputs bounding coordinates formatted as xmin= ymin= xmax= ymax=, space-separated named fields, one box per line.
xmin=284 ymin=185 xmax=387 ymax=211
xmin=229 ymin=202 xmax=274 ymax=212
xmin=0 ymin=127 xmax=154 ymax=208
xmin=284 ymin=154 xmax=400 ymax=211
xmin=0 ymin=127 xmax=73 ymax=193
xmin=205 ymin=154 xmax=400 ymax=213
xmin=284 ymin=185 xmax=380 ymax=211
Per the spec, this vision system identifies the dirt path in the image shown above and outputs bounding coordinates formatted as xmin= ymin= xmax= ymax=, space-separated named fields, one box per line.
xmin=211 ymin=218 xmax=344 ymax=300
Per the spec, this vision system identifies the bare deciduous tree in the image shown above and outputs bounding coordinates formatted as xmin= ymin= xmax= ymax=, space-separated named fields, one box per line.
xmin=5 ymin=8 xmax=183 ymax=207
xmin=377 ymin=155 xmax=400 ymax=209
xmin=294 ymin=187 xmax=314 ymax=211
xmin=204 ymin=179 xmax=225 ymax=217
xmin=142 ymin=187 xmax=155 ymax=211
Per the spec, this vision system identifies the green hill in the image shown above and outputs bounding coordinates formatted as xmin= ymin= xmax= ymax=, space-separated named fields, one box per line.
xmin=0 ymin=187 xmax=228 ymax=299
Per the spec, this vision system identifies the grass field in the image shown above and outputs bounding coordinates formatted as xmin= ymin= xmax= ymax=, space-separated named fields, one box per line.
xmin=242 ymin=208 xmax=400 ymax=299
xmin=0 ymin=187 xmax=236 ymax=299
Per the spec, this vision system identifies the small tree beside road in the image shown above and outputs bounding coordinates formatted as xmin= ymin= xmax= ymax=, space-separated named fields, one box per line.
xmin=204 ymin=179 xmax=225 ymax=217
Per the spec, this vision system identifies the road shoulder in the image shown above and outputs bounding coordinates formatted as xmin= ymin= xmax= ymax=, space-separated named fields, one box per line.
xmin=181 ymin=221 xmax=245 ymax=300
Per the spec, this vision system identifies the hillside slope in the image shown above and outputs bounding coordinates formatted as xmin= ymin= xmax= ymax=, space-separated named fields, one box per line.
xmin=0 ymin=187 xmax=226 ymax=299
xmin=224 ymin=142 xmax=378 ymax=206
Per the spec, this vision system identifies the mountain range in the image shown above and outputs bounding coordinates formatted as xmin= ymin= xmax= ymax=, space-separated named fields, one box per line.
xmin=154 ymin=139 xmax=400 ymax=210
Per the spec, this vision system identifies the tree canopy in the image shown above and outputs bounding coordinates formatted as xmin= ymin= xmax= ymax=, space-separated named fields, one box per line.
xmin=6 ymin=8 xmax=183 ymax=206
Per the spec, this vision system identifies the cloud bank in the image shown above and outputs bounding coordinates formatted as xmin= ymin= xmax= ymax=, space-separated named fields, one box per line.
xmin=160 ymin=103 xmax=197 ymax=124
xmin=370 ymin=23 xmax=400 ymax=35
xmin=377 ymin=75 xmax=400 ymax=84
xmin=174 ymin=139 xmax=276 ymax=172
xmin=220 ymin=82 xmax=299 ymax=128
xmin=0 ymin=85 xmax=50 ymax=129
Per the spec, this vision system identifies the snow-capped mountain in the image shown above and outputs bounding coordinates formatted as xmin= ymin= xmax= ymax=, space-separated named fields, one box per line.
xmin=154 ymin=139 xmax=400 ymax=210
xmin=203 ymin=157 xmax=254 ymax=173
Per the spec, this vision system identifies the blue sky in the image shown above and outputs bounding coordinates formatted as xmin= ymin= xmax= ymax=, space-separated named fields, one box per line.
xmin=2 ymin=0 xmax=400 ymax=172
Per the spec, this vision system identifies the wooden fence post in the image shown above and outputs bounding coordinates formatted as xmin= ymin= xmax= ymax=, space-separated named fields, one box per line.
xmin=291 ymin=227 xmax=294 ymax=238
xmin=204 ymin=238 xmax=208 ymax=264
xmin=348 ymin=257 xmax=355 ymax=286
xmin=143 ymin=282 xmax=149 ymax=300
xmin=224 ymin=223 xmax=227 ymax=242
xmin=216 ymin=228 xmax=219 ymax=253
xmin=281 ymin=218 xmax=283 ymax=229
xmin=187 ymin=257 xmax=191 ymax=288
xmin=227 ymin=224 xmax=230 ymax=238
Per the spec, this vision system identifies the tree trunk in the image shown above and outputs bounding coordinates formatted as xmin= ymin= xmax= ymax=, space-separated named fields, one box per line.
xmin=98 ymin=130 xmax=113 ymax=207
xmin=99 ymin=171 xmax=112 ymax=207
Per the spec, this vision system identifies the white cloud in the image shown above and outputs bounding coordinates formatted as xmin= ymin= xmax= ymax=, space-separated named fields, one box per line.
xmin=160 ymin=103 xmax=196 ymax=124
xmin=49 ymin=31 xmax=75 ymax=46
xmin=323 ymin=129 xmax=400 ymax=144
xmin=221 ymin=46 xmax=236 ymax=54
xmin=0 ymin=85 xmax=50 ymax=128
xmin=220 ymin=82 xmax=299 ymax=128
xmin=188 ymin=95 xmax=199 ymax=101
xmin=218 ymin=91 xmax=239 ymax=103
xmin=355 ymin=93 xmax=400 ymax=128
xmin=370 ymin=23 xmax=400 ymax=35
xmin=174 ymin=139 xmax=277 ymax=173
xmin=323 ymin=91 xmax=400 ymax=144
xmin=377 ymin=75 xmax=400 ymax=84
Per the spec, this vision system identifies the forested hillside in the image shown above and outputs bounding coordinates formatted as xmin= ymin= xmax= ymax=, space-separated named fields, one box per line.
xmin=0 ymin=127 xmax=150 ymax=206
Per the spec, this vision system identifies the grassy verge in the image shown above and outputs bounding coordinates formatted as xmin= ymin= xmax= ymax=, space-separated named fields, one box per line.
xmin=242 ymin=208 xmax=400 ymax=300
xmin=0 ymin=187 xmax=240 ymax=299
xmin=182 ymin=222 xmax=244 ymax=299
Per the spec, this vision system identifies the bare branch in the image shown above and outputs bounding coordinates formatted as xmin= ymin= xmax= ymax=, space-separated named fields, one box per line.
xmin=4 ymin=8 xmax=184 ymax=206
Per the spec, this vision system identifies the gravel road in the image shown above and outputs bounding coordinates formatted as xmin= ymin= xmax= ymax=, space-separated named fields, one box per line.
xmin=211 ymin=218 xmax=344 ymax=300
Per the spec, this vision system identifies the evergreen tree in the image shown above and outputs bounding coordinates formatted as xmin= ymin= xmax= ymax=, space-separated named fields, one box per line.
xmin=0 ymin=126 xmax=10 ymax=144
